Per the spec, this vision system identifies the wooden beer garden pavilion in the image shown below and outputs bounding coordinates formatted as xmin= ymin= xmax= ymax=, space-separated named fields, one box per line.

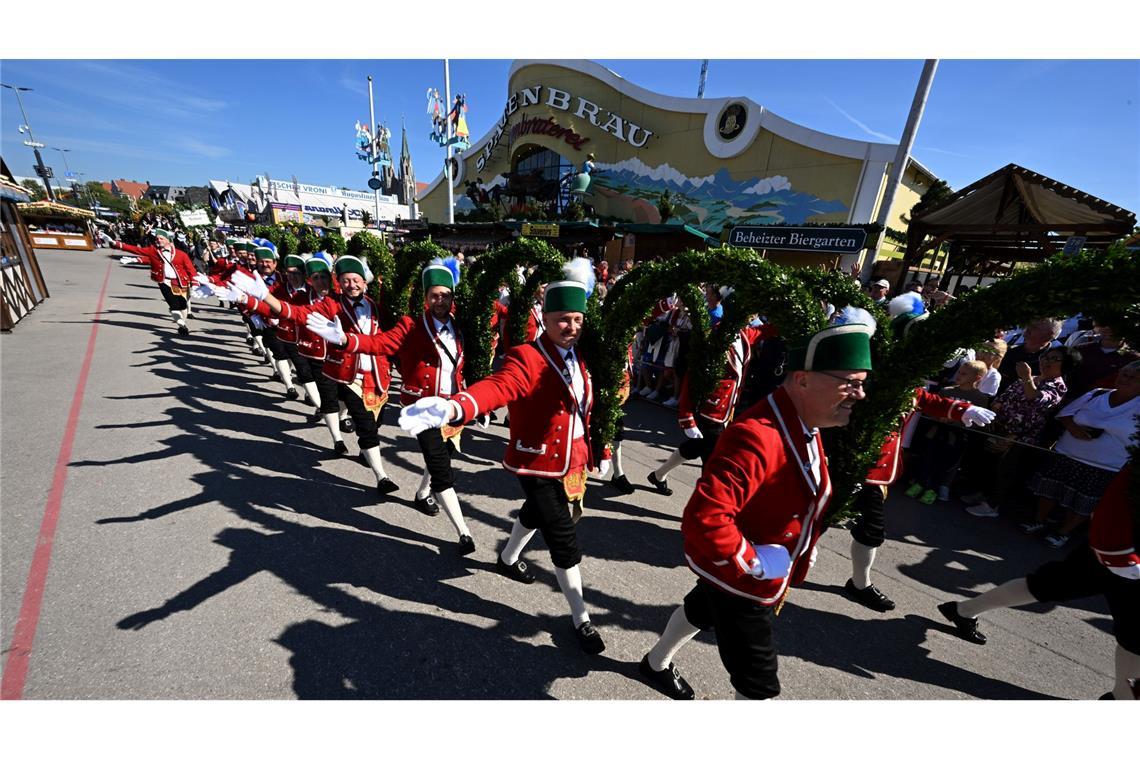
xmin=901 ymin=163 xmax=1136 ymax=292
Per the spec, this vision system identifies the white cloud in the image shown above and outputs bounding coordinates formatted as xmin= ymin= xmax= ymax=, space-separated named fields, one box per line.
xmin=171 ymin=137 xmax=231 ymax=159
xmin=824 ymin=98 xmax=894 ymax=142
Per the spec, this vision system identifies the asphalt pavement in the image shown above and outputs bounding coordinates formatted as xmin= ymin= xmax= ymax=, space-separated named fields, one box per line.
xmin=0 ymin=249 xmax=1118 ymax=700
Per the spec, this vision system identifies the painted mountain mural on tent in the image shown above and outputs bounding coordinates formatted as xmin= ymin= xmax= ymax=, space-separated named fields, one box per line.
xmin=591 ymin=158 xmax=848 ymax=230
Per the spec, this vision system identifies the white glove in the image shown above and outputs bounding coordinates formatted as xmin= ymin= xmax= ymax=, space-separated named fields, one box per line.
xmin=747 ymin=544 xmax=792 ymax=580
xmin=1107 ymin=564 xmax=1140 ymax=581
xmin=398 ymin=397 xmax=456 ymax=437
xmin=193 ymin=273 xmax=212 ymax=285
xmin=961 ymin=406 xmax=997 ymax=428
xmin=305 ymin=313 xmax=347 ymax=345
xmin=230 ymin=269 xmax=269 ymax=300
xmin=597 ymin=459 xmax=611 ymax=478
xmin=119 ymin=255 xmax=138 ymax=265
xmin=683 ymin=426 xmax=704 ymax=440
xmin=213 ymin=284 xmax=244 ymax=304
xmin=190 ymin=284 xmax=216 ymax=301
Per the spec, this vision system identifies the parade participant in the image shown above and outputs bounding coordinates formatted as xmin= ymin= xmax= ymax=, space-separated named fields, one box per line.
xmin=647 ymin=319 xmax=775 ymax=496
xmin=938 ymin=462 xmax=1139 ymax=700
xmin=249 ymin=239 xmax=293 ymax=385
xmin=638 ymin=317 xmax=875 ymax=700
xmin=265 ymin=252 xmax=320 ymax=403
xmin=112 ymin=228 xmax=198 ymax=336
xmin=224 ymin=255 xmax=400 ymax=498
xmin=291 ymin=254 xmax=350 ymax=453
xmin=398 ymin=259 xmax=610 ymax=654
xmin=308 ymin=257 xmax=477 ymax=551
xmin=843 ymin=295 xmax=995 ymax=613
xmin=606 ymin=341 xmax=637 ymax=495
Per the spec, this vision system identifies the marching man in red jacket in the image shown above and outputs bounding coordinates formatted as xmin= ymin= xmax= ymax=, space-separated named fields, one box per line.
xmin=307 ymin=257 xmax=477 ymax=554
xmin=221 ymin=255 xmax=401 ymax=499
xmin=938 ymin=462 xmax=1139 ymax=700
xmin=638 ymin=317 xmax=875 ymax=700
xmin=647 ymin=320 xmax=774 ymax=496
xmin=399 ymin=259 xmax=610 ymax=655
xmin=843 ymin=294 xmax=996 ymax=613
xmin=112 ymin=227 xmax=198 ymax=336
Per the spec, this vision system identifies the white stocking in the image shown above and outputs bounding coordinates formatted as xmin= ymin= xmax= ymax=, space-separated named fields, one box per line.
xmin=653 ymin=449 xmax=686 ymax=481
xmin=360 ymin=446 xmax=390 ymax=483
xmin=321 ymin=413 xmax=344 ymax=444
xmin=436 ymin=488 xmax=471 ymax=539
xmin=501 ymin=518 xmax=536 ymax=565
xmin=555 ymin=564 xmax=590 ymax=626
xmin=415 ymin=468 xmax=432 ymax=500
xmin=851 ymin=539 xmax=877 ymax=590
xmin=957 ymin=578 xmax=1035 ymax=619
xmin=611 ymin=442 xmax=625 ymax=478
xmin=274 ymin=360 xmax=295 ymax=389
xmin=302 ymin=381 xmax=321 ymax=409
xmin=646 ymin=605 xmax=701 ymax=671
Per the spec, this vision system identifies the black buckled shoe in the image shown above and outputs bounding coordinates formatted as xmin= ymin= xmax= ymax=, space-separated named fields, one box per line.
xmin=610 ymin=474 xmax=636 ymax=495
xmin=496 ymin=554 xmax=535 ymax=584
xmin=333 ymin=441 xmax=349 ymax=456
xmin=575 ymin=621 xmax=606 ymax=655
xmin=340 ymin=417 xmax=355 ymax=434
xmin=937 ymin=601 xmax=987 ymax=645
xmin=376 ymin=478 xmax=399 ymax=499
xmin=414 ymin=493 xmax=440 ymax=516
xmin=844 ymin=579 xmax=896 ymax=612
xmin=639 ymin=655 xmax=695 ymax=700
xmin=177 ymin=325 xmax=190 ymax=337
xmin=648 ymin=471 xmax=673 ymax=496
xmin=457 ymin=534 xmax=476 ymax=556
xmin=285 ymin=387 xmax=299 ymax=400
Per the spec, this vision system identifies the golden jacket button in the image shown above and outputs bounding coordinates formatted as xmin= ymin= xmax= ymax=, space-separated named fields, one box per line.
xmin=554 ymin=439 xmax=560 ymax=444
xmin=792 ymin=514 xmax=800 ymax=519
xmin=784 ymin=532 xmax=793 ymax=538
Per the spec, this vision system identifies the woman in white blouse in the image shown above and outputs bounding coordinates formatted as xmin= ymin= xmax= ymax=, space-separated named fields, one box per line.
xmin=1022 ymin=361 xmax=1140 ymax=548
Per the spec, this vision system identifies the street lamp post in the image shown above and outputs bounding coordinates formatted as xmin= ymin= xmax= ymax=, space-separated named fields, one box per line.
xmin=2 ymin=83 xmax=57 ymax=202
xmin=51 ymin=147 xmax=73 ymax=199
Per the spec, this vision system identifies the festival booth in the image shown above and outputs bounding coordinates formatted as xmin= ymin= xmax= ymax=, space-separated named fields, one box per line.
xmin=1 ymin=162 xmax=51 ymax=330
xmin=900 ymin=164 xmax=1136 ymax=293
xmin=17 ymin=201 xmax=97 ymax=251
xmin=418 ymin=60 xmax=939 ymax=273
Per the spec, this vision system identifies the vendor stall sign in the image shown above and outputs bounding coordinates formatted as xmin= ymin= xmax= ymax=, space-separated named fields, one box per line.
xmin=729 ymin=226 xmax=867 ymax=254
xmin=521 ymin=222 xmax=559 ymax=238
xmin=179 ymin=209 xmax=212 ymax=227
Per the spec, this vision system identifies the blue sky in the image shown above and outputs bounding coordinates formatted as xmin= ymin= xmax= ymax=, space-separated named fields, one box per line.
xmin=3 ymin=59 xmax=1137 ymax=213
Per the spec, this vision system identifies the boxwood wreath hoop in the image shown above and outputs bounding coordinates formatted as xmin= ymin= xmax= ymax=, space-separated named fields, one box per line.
xmin=586 ymin=245 xmax=1140 ymax=524
xmin=345 ymin=231 xmax=397 ymax=328
xmin=456 ymin=238 xmax=566 ymax=384
xmin=389 ymin=239 xmax=451 ymax=322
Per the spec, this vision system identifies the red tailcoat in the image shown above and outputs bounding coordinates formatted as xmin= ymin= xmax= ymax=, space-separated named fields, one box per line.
xmin=268 ymin=281 xmax=313 ymax=344
xmin=344 ymin=312 xmax=466 ymax=407
xmin=682 ymin=386 xmax=831 ymax=605
xmin=117 ymin=242 xmax=197 ymax=287
xmin=452 ymin=333 xmax=598 ymax=478
xmin=865 ymin=388 xmax=970 ymax=485
xmin=677 ymin=324 xmax=773 ymax=430
xmin=248 ymin=293 xmax=390 ymax=393
xmin=1089 ymin=465 xmax=1138 ymax=574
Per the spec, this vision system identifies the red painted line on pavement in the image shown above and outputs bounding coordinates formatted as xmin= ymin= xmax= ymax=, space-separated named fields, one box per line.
xmin=1 ymin=261 xmax=113 ymax=700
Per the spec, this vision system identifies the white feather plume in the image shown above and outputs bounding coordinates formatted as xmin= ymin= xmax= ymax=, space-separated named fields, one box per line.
xmin=888 ymin=292 xmax=926 ymax=318
xmin=561 ymin=257 xmax=596 ymax=296
xmin=831 ymin=305 xmax=878 ymax=336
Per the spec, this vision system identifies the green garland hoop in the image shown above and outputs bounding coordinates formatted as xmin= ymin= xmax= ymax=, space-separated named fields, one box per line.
xmin=456 ymin=238 xmax=566 ymax=384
